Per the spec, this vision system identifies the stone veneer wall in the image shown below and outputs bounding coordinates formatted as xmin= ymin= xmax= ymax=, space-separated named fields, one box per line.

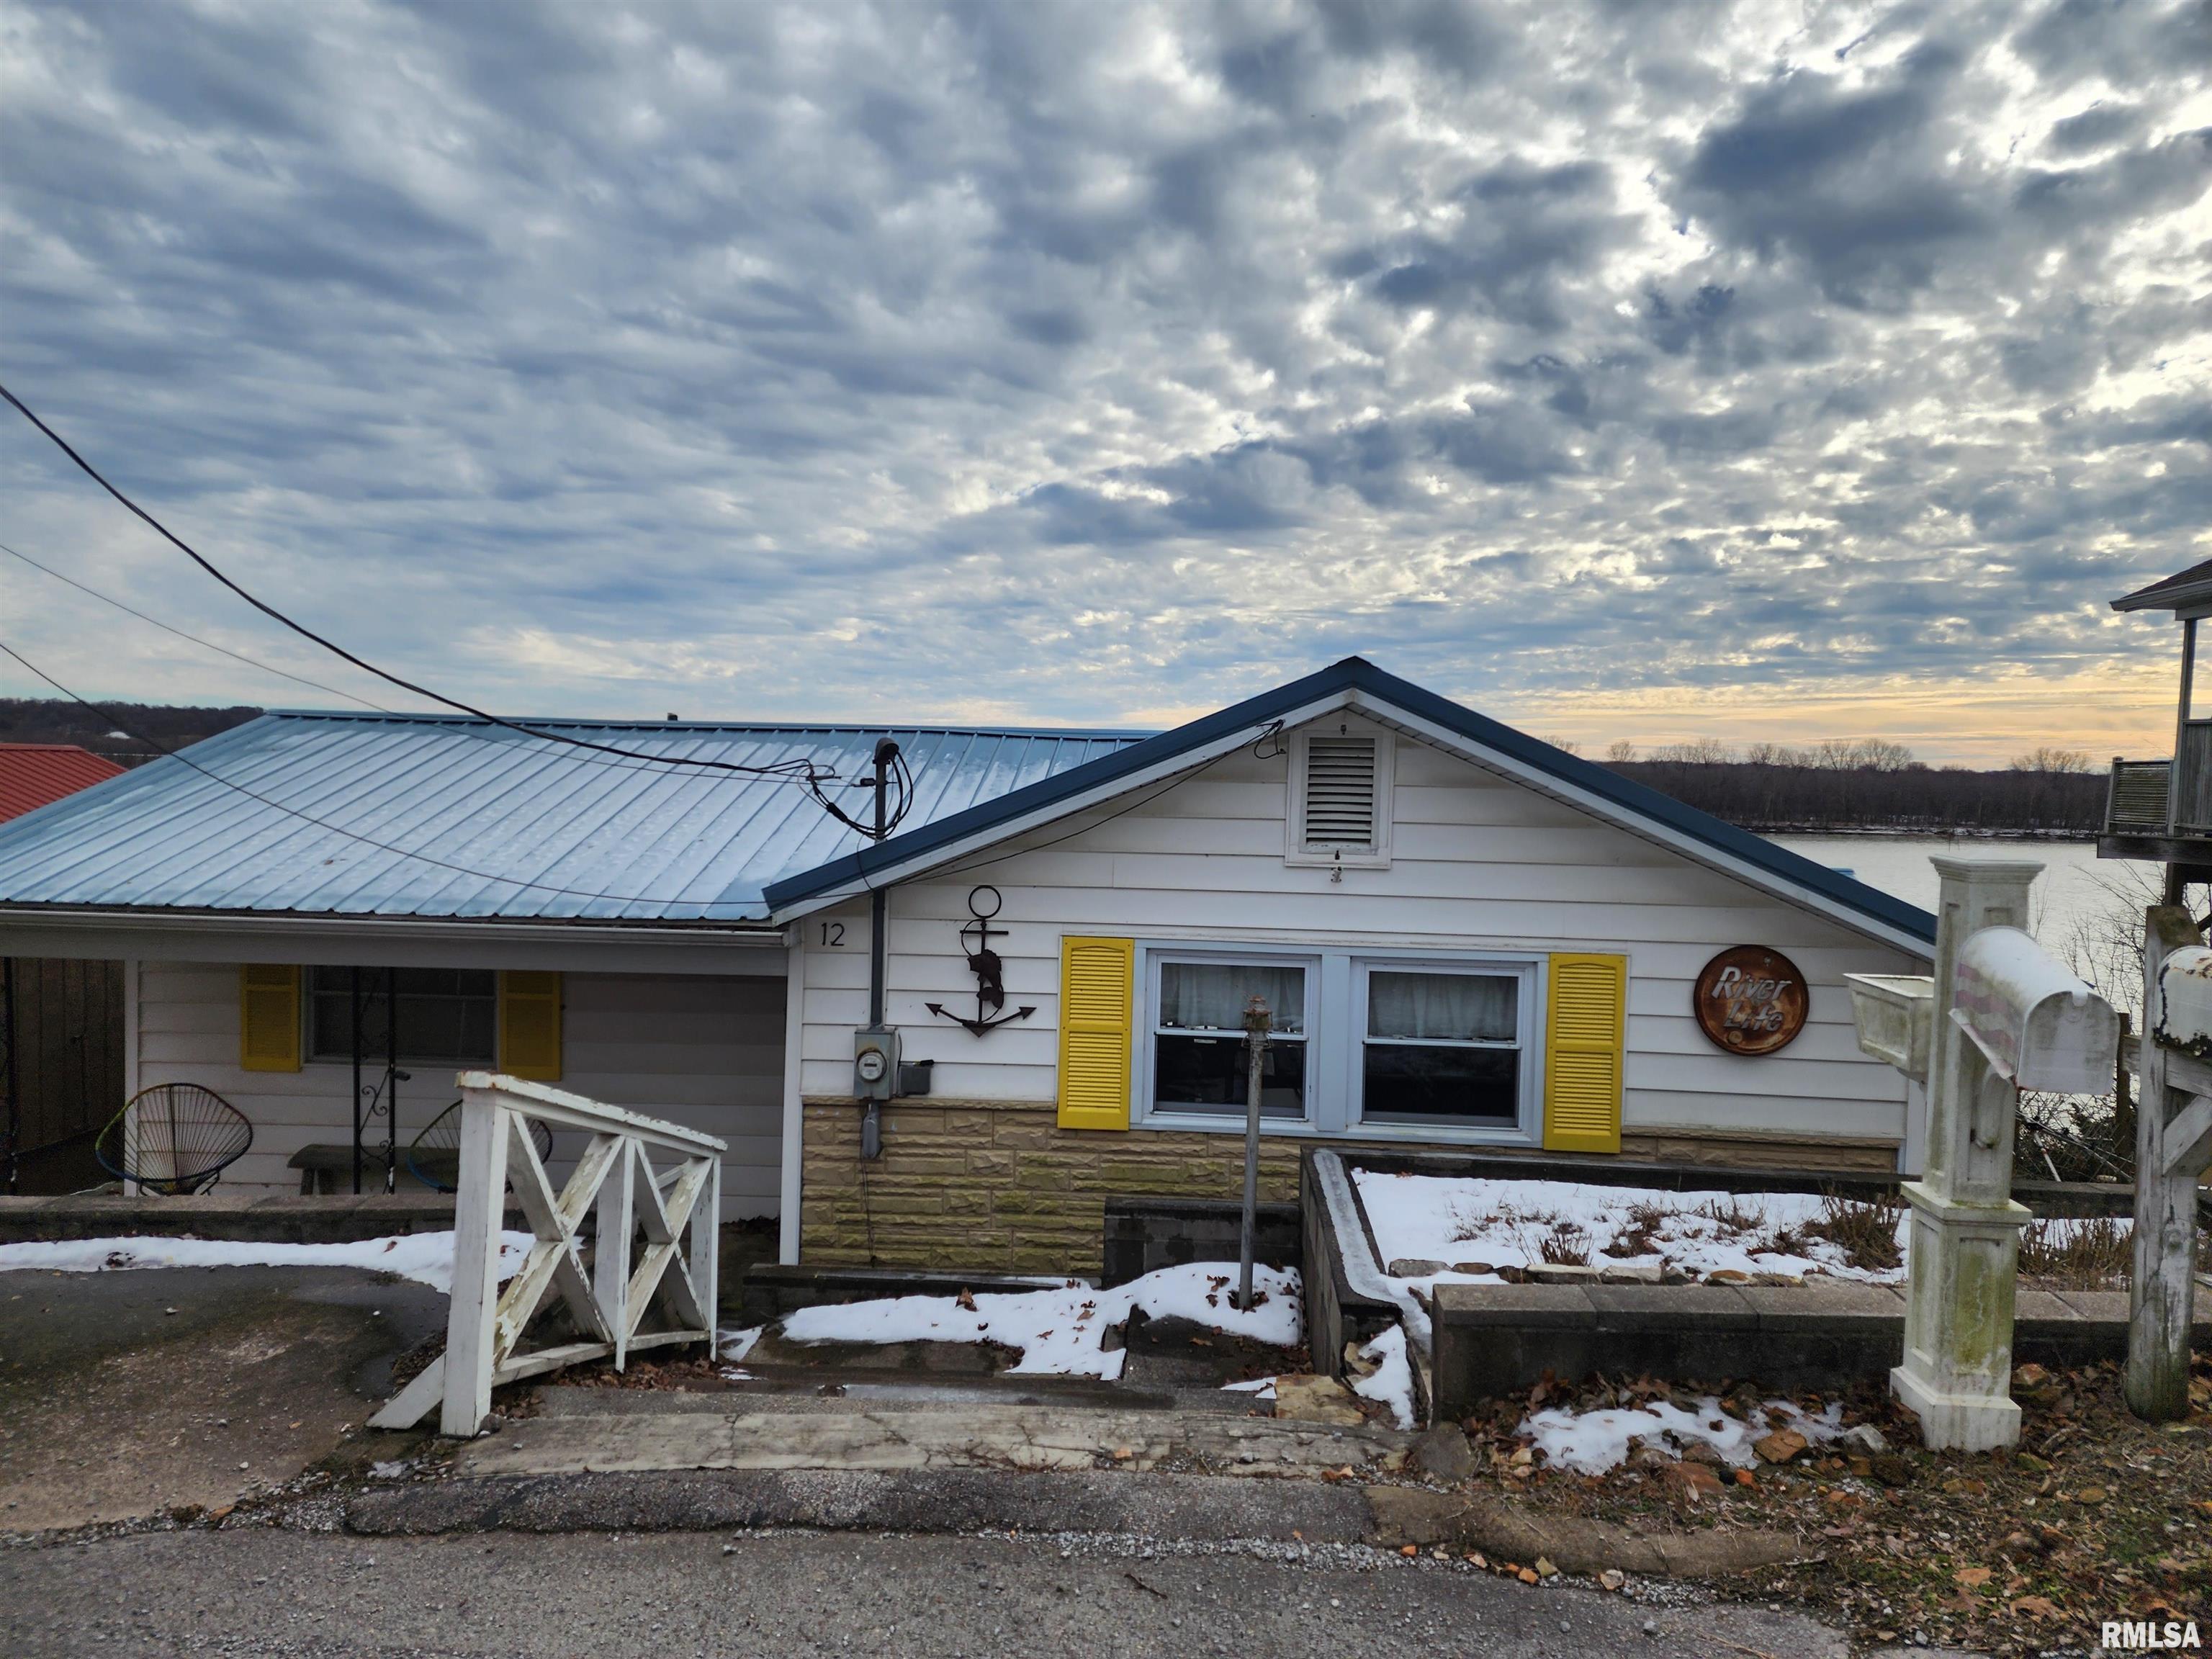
xmin=798 ymin=1097 xmax=1901 ymax=1275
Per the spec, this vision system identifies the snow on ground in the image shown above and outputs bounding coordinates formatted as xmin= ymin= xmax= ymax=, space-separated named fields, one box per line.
xmin=1353 ymin=1169 xmax=1909 ymax=1287
xmin=1521 ymin=1394 xmax=1846 ymax=1475
xmin=1351 ymin=1325 xmax=1415 ymax=1429
xmin=0 ymin=1231 xmax=534 ymax=1294
xmin=777 ymin=1262 xmax=1303 ymax=1380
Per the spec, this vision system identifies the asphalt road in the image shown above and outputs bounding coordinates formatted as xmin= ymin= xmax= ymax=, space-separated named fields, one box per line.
xmin=0 ymin=1526 xmax=1861 ymax=1658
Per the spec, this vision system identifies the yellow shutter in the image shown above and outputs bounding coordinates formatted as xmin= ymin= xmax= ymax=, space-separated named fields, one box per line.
xmin=1544 ymin=953 xmax=1626 ymax=1153
xmin=499 ymin=971 xmax=562 ymax=1081
xmin=1057 ymin=936 xmax=1134 ymax=1130
xmin=239 ymin=964 xmax=302 ymax=1071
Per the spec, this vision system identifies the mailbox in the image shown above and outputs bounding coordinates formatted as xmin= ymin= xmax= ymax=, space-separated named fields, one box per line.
xmin=1950 ymin=927 xmax=2118 ymax=1093
xmin=1846 ymin=973 xmax=1935 ymax=1081
xmin=2156 ymin=944 xmax=2212 ymax=1050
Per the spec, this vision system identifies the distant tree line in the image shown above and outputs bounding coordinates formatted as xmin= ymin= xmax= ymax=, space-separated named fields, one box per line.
xmin=0 ymin=699 xmax=263 ymax=768
xmin=1597 ymin=737 xmax=2105 ymax=835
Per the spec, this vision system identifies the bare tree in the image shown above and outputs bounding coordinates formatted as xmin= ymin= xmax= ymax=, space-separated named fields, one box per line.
xmin=2011 ymin=746 xmax=2092 ymax=774
xmin=1604 ymin=739 xmax=1637 ymax=764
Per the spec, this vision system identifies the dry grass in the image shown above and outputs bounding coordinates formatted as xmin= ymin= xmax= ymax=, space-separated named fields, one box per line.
xmin=1806 ymin=1192 xmax=1907 ymax=1274
xmin=2018 ymin=1215 xmax=2131 ymax=1287
xmin=1536 ymin=1221 xmax=1591 ymax=1266
xmin=1697 ymin=1195 xmax=1768 ymax=1236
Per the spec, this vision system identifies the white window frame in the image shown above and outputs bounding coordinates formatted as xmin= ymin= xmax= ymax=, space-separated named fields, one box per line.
xmin=1285 ymin=727 xmax=1394 ymax=870
xmin=1135 ymin=947 xmax=1321 ymax=1128
xmin=1351 ymin=956 xmax=1541 ymax=1139
xmin=1130 ymin=941 xmax=1547 ymax=1146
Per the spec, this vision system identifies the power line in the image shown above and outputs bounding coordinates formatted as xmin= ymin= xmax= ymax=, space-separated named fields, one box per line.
xmin=0 ymin=539 xmax=390 ymax=711
xmin=0 ymin=637 xmax=803 ymax=913
xmin=0 ymin=378 xmax=911 ymax=837
xmin=0 ymin=537 xmax=832 ymax=785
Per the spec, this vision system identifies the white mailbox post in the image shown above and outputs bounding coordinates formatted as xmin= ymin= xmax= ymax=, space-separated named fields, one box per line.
xmin=1848 ymin=858 xmax=2120 ymax=1452
xmin=2130 ymin=912 xmax=2212 ymax=1420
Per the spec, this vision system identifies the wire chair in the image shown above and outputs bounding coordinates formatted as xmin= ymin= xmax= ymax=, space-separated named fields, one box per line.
xmin=406 ymin=1099 xmax=555 ymax=1194
xmin=94 ymin=1084 xmax=254 ymax=1196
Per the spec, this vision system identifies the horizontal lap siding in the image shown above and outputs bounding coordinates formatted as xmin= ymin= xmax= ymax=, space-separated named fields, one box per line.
xmin=134 ymin=963 xmax=786 ymax=1209
xmin=799 ymin=719 xmax=1917 ymax=1148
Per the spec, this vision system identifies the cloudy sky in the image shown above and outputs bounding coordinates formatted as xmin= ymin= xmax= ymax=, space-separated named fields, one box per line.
xmin=2 ymin=0 xmax=2208 ymax=764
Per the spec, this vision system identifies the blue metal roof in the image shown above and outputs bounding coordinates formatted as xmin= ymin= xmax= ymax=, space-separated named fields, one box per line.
xmin=0 ymin=712 xmax=1144 ymax=922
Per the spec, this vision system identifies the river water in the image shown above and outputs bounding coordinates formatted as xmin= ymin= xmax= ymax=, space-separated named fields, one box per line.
xmin=1771 ymin=835 xmax=2157 ymax=976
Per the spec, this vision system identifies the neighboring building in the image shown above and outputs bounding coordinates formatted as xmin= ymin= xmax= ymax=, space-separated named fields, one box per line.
xmin=0 ymin=743 xmax=125 ymax=823
xmin=0 ymin=744 xmax=130 ymax=1192
xmin=0 ymin=660 xmax=1936 ymax=1269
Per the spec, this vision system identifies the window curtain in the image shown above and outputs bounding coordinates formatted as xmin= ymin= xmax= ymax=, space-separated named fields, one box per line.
xmin=1157 ymin=961 xmax=1306 ymax=1034
xmin=1367 ymin=971 xmax=1516 ymax=1043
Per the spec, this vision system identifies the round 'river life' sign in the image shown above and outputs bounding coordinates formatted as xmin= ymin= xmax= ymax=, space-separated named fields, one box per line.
xmin=1693 ymin=945 xmax=1809 ymax=1056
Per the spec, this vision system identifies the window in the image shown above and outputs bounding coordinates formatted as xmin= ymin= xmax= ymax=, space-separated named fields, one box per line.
xmin=1356 ymin=964 xmax=1529 ymax=1129
xmin=1131 ymin=943 xmax=1546 ymax=1141
xmin=1148 ymin=956 xmax=1310 ymax=1119
xmin=1287 ymin=729 xmax=1393 ymax=868
xmin=307 ymin=967 xmax=498 ymax=1064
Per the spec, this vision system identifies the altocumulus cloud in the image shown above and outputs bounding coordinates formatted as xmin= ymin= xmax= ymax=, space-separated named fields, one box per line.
xmin=0 ymin=0 xmax=2208 ymax=751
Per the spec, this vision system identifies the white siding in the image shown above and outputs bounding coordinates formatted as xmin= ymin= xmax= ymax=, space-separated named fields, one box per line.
xmin=799 ymin=715 xmax=1920 ymax=1154
xmin=135 ymin=962 xmax=786 ymax=1209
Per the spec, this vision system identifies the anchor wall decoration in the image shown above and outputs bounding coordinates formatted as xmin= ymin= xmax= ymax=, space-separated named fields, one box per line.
xmin=926 ymin=885 xmax=1038 ymax=1037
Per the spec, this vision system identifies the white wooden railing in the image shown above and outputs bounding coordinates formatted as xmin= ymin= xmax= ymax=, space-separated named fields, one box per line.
xmin=370 ymin=1072 xmax=725 ymax=1437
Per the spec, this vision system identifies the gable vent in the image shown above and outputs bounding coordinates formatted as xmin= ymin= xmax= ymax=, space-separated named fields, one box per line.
xmin=1301 ymin=736 xmax=1380 ymax=849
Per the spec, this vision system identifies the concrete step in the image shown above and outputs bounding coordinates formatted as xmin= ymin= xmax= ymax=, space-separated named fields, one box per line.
xmin=462 ymin=1403 xmax=1409 ymax=1480
xmin=537 ymin=1367 xmax=1258 ymax=1417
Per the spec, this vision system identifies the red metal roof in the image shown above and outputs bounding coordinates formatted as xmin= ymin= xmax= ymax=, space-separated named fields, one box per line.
xmin=0 ymin=743 xmax=127 ymax=824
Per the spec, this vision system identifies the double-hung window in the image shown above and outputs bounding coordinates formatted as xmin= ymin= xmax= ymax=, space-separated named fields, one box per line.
xmin=1354 ymin=962 xmax=1532 ymax=1130
xmin=1148 ymin=955 xmax=1311 ymax=1120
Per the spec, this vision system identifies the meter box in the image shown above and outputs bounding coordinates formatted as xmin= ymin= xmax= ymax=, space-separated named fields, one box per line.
xmin=853 ymin=1025 xmax=901 ymax=1102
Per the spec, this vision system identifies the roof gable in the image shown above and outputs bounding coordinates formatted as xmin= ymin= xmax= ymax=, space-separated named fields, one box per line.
xmin=762 ymin=658 xmax=1938 ymax=953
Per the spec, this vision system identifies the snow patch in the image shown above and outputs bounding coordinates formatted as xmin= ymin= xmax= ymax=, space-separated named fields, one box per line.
xmin=1353 ymin=1169 xmax=1910 ymax=1286
xmin=0 ymin=1230 xmax=534 ymax=1294
xmin=776 ymin=1262 xmax=1303 ymax=1380
xmin=1520 ymin=1394 xmax=1846 ymax=1475
xmin=1352 ymin=1324 xmax=1415 ymax=1429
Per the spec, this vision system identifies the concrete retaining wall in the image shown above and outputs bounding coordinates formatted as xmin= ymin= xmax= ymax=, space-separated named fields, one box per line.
xmin=0 ymin=1193 xmax=472 ymax=1244
xmin=1100 ymin=1197 xmax=1301 ymax=1287
xmin=1426 ymin=1280 xmax=2205 ymax=1419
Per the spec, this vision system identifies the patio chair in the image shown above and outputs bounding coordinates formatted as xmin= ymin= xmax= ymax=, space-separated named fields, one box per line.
xmin=406 ymin=1099 xmax=554 ymax=1194
xmin=94 ymin=1084 xmax=254 ymax=1196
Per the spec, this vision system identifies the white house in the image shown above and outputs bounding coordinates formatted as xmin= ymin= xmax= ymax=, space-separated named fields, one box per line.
xmin=0 ymin=660 xmax=1936 ymax=1275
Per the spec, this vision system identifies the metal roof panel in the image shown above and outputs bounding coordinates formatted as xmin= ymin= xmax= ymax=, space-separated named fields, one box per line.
xmin=0 ymin=714 xmax=1143 ymax=923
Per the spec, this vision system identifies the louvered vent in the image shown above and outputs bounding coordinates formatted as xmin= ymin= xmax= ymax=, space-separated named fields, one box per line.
xmin=1302 ymin=736 xmax=1380 ymax=850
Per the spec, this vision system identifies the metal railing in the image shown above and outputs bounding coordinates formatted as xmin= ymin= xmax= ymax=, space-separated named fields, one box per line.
xmin=370 ymin=1071 xmax=724 ymax=1437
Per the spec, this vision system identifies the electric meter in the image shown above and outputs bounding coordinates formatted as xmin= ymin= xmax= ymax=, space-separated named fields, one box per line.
xmin=853 ymin=1025 xmax=900 ymax=1102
